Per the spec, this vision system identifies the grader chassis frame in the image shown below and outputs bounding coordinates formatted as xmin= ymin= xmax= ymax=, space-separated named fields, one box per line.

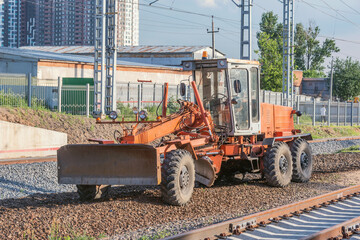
xmin=58 ymin=58 xmax=312 ymax=205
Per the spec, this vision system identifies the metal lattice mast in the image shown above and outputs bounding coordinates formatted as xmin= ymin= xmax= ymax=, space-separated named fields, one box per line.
xmin=282 ymin=0 xmax=294 ymax=106
xmin=105 ymin=0 xmax=118 ymax=113
xmin=93 ymin=0 xmax=118 ymax=117
xmin=240 ymin=0 xmax=252 ymax=60
xmin=231 ymin=0 xmax=252 ymax=60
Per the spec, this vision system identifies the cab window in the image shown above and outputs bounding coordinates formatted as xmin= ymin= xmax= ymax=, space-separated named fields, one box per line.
xmin=230 ymin=68 xmax=249 ymax=130
xmin=250 ymin=67 xmax=259 ymax=123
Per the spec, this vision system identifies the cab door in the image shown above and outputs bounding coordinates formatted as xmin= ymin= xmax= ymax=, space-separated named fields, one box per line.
xmin=229 ymin=65 xmax=260 ymax=136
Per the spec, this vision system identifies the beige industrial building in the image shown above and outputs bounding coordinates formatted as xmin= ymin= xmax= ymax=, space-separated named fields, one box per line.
xmin=0 ymin=47 xmax=190 ymax=85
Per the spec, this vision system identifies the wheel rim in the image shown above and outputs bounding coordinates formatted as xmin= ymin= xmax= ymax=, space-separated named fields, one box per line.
xmin=179 ymin=165 xmax=190 ymax=191
xmin=279 ymin=155 xmax=288 ymax=174
xmin=300 ymin=152 xmax=309 ymax=170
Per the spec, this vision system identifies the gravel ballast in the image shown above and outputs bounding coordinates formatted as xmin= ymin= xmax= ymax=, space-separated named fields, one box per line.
xmin=310 ymin=139 xmax=360 ymax=155
xmin=0 ymin=140 xmax=359 ymax=239
xmin=1 ymin=140 xmax=359 ymax=200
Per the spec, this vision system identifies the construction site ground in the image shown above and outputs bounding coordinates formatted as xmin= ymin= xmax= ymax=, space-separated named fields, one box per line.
xmin=0 ymin=107 xmax=360 ymax=239
xmin=0 ymin=154 xmax=359 ymax=239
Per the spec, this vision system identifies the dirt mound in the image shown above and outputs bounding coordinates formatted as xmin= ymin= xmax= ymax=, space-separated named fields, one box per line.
xmin=0 ymin=107 xmax=121 ymax=144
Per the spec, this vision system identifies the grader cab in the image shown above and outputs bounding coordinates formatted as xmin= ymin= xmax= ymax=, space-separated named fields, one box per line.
xmin=57 ymin=58 xmax=312 ymax=205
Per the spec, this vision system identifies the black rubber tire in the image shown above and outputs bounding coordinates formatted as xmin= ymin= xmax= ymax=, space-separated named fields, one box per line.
xmin=291 ymin=138 xmax=313 ymax=182
xmin=263 ymin=142 xmax=293 ymax=187
xmin=161 ymin=149 xmax=195 ymax=206
xmin=76 ymin=185 xmax=110 ymax=201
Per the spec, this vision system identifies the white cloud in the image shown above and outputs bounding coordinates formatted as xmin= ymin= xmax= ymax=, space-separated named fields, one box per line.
xmin=196 ymin=0 xmax=217 ymax=8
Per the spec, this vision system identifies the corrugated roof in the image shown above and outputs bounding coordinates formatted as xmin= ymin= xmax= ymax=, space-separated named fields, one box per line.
xmin=0 ymin=47 xmax=181 ymax=69
xmin=20 ymin=45 xmax=220 ymax=54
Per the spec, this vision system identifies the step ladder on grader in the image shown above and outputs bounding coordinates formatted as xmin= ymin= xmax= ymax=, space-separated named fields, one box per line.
xmin=57 ymin=58 xmax=312 ymax=205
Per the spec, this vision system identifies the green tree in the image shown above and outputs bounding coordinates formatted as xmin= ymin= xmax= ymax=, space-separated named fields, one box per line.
xmin=333 ymin=57 xmax=360 ymax=100
xmin=295 ymin=23 xmax=339 ymax=77
xmin=256 ymin=12 xmax=283 ymax=91
xmin=256 ymin=32 xmax=283 ymax=91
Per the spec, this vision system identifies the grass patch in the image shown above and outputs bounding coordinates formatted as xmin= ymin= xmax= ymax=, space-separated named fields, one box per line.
xmin=0 ymin=91 xmax=47 ymax=110
xmin=117 ymin=97 xmax=180 ymax=121
xmin=296 ymin=113 xmax=313 ymax=125
xmin=296 ymin=125 xmax=360 ymax=139
xmin=47 ymin=219 xmax=107 ymax=240
xmin=337 ymin=145 xmax=360 ymax=153
xmin=138 ymin=230 xmax=172 ymax=240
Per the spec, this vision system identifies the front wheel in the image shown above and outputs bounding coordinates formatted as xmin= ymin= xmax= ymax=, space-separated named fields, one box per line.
xmin=291 ymin=139 xmax=313 ymax=182
xmin=161 ymin=149 xmax=195 ymax=206
xmin=263 ymin=142 xmax=293 ymax=187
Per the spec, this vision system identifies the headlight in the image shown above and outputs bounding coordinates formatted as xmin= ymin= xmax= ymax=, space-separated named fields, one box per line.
xmin=132 ymin=107 xmax=138 ymax=114
xmin=109 ymin=111 xmax=118 ymax=120
xmin=218 ymin=60 xmax=226 ymax=66
xmin=139 ymin=110 xmax=148 ymax=120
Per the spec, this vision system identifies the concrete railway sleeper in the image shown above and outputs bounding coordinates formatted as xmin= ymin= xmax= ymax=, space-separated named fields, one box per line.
xmin=166 ymin=185 xmax=360 ymax=240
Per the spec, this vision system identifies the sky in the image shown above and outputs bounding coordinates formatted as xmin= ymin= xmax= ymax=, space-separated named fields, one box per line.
xmin=138 ymin=0 xmax=360 ymax=72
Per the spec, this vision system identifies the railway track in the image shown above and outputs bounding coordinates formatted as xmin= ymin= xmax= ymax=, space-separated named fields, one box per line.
xmin=167 ymin=185 xmax=360 ymax=240
xmin=0 ymin=155 xmax=56 ymax=165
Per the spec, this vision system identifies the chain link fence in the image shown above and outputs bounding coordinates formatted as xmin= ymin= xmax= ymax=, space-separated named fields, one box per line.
xmin=0 ymin=73 xmax=58 ymax=109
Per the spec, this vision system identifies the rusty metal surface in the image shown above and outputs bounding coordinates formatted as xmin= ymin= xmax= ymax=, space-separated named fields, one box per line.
xmin=165 ymin=185 xmax=360 ymax=240
xmin=57 ymin=144 xmax=160 ymax=185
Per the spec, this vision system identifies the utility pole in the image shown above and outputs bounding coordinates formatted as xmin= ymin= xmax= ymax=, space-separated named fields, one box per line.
xmin=207 ymin=16 xmax=220 ymax=59
xmin=231 ymin=0 xmax=252 ymax=60
xmin=330 ymin=57 xmax=334 ymax=101
xmin=282 ymin=0 xmax=295 ymax=106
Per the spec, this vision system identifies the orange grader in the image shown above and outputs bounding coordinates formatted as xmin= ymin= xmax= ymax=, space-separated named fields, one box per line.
xmin=57 ymin=58 xmax=312 ymax=205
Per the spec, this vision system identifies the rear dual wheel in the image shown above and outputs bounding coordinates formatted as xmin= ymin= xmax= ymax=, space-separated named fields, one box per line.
xmin=263 ymin=140 xmax=313 ymax=187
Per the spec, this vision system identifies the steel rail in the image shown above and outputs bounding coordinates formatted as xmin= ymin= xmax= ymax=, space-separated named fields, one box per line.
xmin=302 ymin=216 xmax=360 ymax=240
xmin=0 ymin=156 xmax=56 ymax=165
xmin=309 ymin=136 xmax=360 ymax=143
xmin=166 ymin=185 xmax=360 ymax=240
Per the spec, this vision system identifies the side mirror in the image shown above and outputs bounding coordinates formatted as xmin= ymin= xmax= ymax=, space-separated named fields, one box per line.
xmin=234 ymin=80 xmax=242 ymax=93
xmin=180 ymin=82 xmax=186 ymax=97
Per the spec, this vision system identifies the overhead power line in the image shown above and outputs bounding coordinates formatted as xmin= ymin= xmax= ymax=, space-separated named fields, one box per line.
xmin=319 ymin=0 xmax=360 ymax=30
xmin=318 ymin=35 xmax=360 ymax=45
xmin=299 ymin=0 xmax=349 ymax=22
xmin=339 ymin=0 xmax=360 ymax=15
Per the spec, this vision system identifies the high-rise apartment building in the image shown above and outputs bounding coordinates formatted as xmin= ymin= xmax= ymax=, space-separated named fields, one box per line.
xmin=0 ymin=0 xmax=4 ymax=46
xmin=20 ymin=0 xmax=36 ymax=46
xmin=0 ymin=0 xmax=139 ymax=47
xmin=52 ymin=0 xmax=94 ymax=46
xmin=2 ymin=0 xmax=20 ymax=47
xmin=117 ymin=0 xmax=139 ymax=46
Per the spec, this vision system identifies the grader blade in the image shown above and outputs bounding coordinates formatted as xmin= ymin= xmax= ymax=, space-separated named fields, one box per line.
xmin=57 ymin=144 xmax=160 ymax=185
